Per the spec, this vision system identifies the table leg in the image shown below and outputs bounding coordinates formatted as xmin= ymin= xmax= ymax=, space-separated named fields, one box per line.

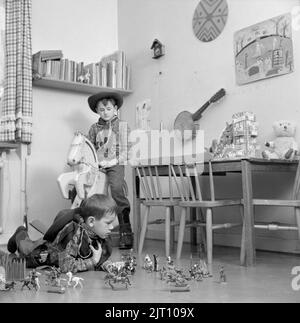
xmin=132 ymin=169 xmax=141 ymax=252
xmin=190 ymin=177 xmax=197 ymax=246
xmin=241 ymin=160 xmax=256 ymax=266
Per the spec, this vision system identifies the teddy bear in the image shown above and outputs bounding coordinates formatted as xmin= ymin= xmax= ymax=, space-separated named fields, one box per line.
xmin=262 ymin=120 xmax=298 ymax=160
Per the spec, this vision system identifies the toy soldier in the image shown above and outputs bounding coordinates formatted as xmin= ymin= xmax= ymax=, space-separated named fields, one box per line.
xmin=219 ymin=266 xmax=227 ymax=284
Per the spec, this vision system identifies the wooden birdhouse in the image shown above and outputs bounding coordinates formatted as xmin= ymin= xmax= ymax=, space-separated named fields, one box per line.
xmin=151 ymin=39 xmax=165 ymax=59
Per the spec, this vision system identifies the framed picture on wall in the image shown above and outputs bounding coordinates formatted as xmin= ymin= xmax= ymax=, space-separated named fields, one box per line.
xmin=234 ymin=13 xmax=294 ymax=85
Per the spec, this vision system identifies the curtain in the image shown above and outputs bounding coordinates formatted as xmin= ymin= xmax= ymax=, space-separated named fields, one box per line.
xmin=0 ymin=0 xmax=4 ymax=102
xmin=0 ymin=0 xmax=32 ymax=143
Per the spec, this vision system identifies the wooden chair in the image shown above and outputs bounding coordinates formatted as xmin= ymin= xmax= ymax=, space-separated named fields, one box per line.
xmin=136 ymin=165 xmax=178 ymax=257
xmin=249 ymin=160 xmax=300 ymax=254
xmin=171 ymin=162 xmax=243 ymax=272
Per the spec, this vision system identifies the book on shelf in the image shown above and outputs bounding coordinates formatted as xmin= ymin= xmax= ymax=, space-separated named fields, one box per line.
xmin=76 ymin=62 xmax=85 ymax=82
xmin=100 ymin=62 xmax=107 ymax=87
xmin=100 ymin=50 xmax=126 ymax=89
xmin=59 ymin=59 xmax=66 ymax=80
xmin=125 ymin=65 xmax=131 ymax=90
xmin=32 ymin=50 xmax=63 ymax=75
xmin=106 ymin=60 xmax=117 ymax=88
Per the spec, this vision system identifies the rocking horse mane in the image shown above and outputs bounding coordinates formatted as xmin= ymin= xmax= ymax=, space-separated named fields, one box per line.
xmin=84 ymin=136 xmax=98 ymax=164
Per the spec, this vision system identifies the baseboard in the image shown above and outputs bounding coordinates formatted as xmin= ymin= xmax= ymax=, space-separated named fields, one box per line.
xmin=146 ymin=229 xmax=300 ymax=254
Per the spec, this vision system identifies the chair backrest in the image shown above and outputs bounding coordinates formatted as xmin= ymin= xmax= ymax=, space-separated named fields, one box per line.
xmin=136 ymin=165 xmax=174 ymax=201
xmin=170 ymin=162 xmax=215 ymax=202
xmin=292 ymin=160 xmax=300 ymax=200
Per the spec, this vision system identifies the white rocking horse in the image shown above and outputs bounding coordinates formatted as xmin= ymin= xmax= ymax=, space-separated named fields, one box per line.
xmin=57 ymin=132 xmax=108 ymax=208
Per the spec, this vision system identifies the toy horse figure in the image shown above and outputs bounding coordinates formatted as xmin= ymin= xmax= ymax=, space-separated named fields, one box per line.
xmin=57 ymin=132 xmax=108 ymax=208
xmin=66 ymin=271 xmax=84 ymax=288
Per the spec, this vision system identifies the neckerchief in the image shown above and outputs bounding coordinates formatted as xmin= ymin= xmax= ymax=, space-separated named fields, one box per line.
xmin=97 ymin=116 xmax=118 ymax=129
xmin=80 ymin=222 xmax=100 ymax=241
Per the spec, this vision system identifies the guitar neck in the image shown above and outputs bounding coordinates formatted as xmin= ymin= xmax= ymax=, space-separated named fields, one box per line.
xmin=192 ymin=101 xmax=210 ymax=121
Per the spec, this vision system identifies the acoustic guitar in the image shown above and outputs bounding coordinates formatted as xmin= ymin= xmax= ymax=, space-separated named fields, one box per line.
xmin=174 ymin=88 xmax=226 ymax=140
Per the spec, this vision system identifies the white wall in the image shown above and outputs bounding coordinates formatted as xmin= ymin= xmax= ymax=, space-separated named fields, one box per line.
xmin=118 ymin=0 xmax=300 ymax=253
xmin=0 ymin=0 xmax=119 ymax=244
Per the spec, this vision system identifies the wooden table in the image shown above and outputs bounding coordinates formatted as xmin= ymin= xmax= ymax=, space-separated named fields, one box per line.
xmin=132 ymin=158 xmax=299 ymax=267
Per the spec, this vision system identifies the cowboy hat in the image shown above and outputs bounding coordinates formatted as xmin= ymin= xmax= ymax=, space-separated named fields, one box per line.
xmin=88 ymin=91 xmax=123 ymax=113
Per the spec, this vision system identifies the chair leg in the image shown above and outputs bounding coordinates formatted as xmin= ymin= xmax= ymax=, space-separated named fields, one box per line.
xmin=170 ymin=206 xmax=175 ymax=253
xmin=138 ymin=206 xmax=150 ymax=254
xmin=197 ymin=207 xmax=207 ymax=254
xmin=206 ymin=208 xmax=213 ymax=273
xmin=176 ymin=207 xmax=187 ymax=260
xmin=240 ymin=205 xmax=246 ymax=266
xmin=295 ymin=207 xmax=300 ymax=240
xmin=190 ymin=208 xmax=197 ymax=246
xmin=165 ymin=207 xmax=171 ymax=258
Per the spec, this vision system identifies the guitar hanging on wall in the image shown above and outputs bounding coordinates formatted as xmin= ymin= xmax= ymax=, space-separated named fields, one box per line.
xmin=174 ymin=88 xmax=226 ymax=140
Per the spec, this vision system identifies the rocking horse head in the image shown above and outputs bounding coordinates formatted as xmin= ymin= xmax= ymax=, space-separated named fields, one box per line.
xmin=67 ymin=132 xmax=98 ymax=169
xmin=57 ymin=132 xmax=108 ymax=207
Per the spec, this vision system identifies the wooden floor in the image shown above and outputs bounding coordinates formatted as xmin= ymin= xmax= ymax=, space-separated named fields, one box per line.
xmin=1 ymin=239 xmax=300 ymax=303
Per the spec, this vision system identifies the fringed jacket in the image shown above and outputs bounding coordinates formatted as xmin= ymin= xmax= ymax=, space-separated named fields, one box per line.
xmin=44 ymin=209 xmax=112 ymax=273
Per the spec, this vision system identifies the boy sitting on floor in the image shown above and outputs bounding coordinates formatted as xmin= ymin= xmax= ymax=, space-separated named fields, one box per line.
xmin=7 ymin=194 xmax=116 ymax=273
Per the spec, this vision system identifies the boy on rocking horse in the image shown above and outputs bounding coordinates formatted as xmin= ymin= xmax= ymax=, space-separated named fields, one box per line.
xmin=87 ymin=92 xmax=133 ymax=249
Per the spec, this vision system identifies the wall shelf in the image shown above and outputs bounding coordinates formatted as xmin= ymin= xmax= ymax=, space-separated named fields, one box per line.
xmin=33 ymin=77 xmax=133 ymax=96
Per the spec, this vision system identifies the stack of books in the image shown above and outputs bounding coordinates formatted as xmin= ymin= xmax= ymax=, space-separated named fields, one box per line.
xmin=32 ymin=50 xmax=131 ymax=90
xmin=83 ymin=50 xmax=130 ymax=90
xmin=32 ymin=50 xmax=63 ymax=77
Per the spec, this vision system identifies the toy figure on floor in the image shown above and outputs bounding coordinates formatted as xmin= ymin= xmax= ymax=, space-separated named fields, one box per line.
xmin=262 ymin=120 xmax=299 ymax=160
xmin=21 ymin=277 xmax=37 ymax=291
xmin=45 ymin=267 xmax=62 ymax=286
xmin=143 ymin=254 xmax=154 ymax=272
xmin=66 ymin=271 xmax=84 ymax=288
xmin=219 ymin=265 xmax=227 ymax=284
xmin=162 ymin=265 xmax=191 ymax=292
xmin=7 ymin=194 xmax=116 ymax=274
xmin=166 ymin=256 xmax=175 ymax=271
xmin=104 ymin=263 xmax=132 ymax=290
xmin=44 ymin=266 xmax=66 ymax=293
xmin=4 ymin=281 xmax=16 ymax=291
xmin=105 ymin=272 xmax=131 ymax=290
xmin=87 ymin=92 xmax=133 ymax=249
xmin=29 ymin=269 xmax=41 ymax=290
xmin=189 ymin=264 xmax=203 ymax=282
xmin=189 ymin=255 xmax=212 ymax=280
xmin=153 ymin=254 xmax=159 ymax=272
xmin=121 ymin=250 xmax=137 ymax=275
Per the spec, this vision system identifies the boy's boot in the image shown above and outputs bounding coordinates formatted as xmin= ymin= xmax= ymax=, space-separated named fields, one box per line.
xmin=7 ymin=226 xmax=45 ymax=256
xmin=119 ymin=223 xmax=134 ymax=250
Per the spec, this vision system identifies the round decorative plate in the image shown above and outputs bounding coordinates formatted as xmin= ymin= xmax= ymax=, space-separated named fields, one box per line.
xmin=193 ymin=0 xmax=228 ymax=42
